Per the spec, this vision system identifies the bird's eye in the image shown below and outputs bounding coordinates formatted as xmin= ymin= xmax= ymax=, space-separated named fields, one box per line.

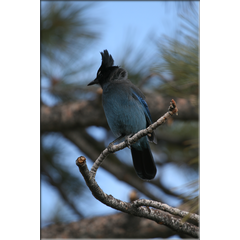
xmin=97 ymin=71 xmax=102 ymax=76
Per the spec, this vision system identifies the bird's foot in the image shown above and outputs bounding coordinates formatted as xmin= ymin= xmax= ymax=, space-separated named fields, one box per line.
xmin=125 ymin=135 xmax=132 ymax=149
xmin=107 ymin=142 xmax=115 ymax=153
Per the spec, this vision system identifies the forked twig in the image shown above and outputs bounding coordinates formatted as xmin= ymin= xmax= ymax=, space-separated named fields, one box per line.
xmin=75 ymin=99 xmax=199 ymax=238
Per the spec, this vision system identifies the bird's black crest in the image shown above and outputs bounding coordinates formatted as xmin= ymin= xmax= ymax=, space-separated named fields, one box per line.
xmin=100 ymin=50 xmax=114 ymax=68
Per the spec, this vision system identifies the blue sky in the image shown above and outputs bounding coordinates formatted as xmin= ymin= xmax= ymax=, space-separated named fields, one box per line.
xmin=87 ymin=1 xmax=182 ymax=55
xmin=40 ymin=2 xmax=199 ymax=237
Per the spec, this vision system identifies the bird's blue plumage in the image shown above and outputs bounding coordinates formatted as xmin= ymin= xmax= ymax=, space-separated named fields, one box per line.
xmin=102 ymin=82 xmax=146 ymax=141
xmin=87 ymin=50 xmax=157 ymax=180
xmin=132 ymin=90 xmax=153 ymax=123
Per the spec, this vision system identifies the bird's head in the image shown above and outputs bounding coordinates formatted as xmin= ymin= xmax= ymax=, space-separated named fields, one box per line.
xmin=88 ymin=50 xmax=128 ymax=87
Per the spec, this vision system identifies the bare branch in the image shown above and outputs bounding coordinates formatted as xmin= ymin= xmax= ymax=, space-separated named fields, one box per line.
xmin=76 ymin=156 xmax=199 ymax=238
xmin=63 ymin=129 xmax=189 ymax=201
xmin=63 ymin=130 xmax=167 ymax=202
xmin=132 ymin=199 xmax=199 ymax=224
xmin=74 ymin=99 xmax=199 ymax=237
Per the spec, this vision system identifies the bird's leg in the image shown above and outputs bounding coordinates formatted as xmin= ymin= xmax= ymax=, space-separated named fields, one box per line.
xmin=107 ymin=134 xmax=133 ymax=152
xmin=107 ymin=135 xmax=125 ymax=153
xmin=124 ymin=134 xmax=133 ymax=149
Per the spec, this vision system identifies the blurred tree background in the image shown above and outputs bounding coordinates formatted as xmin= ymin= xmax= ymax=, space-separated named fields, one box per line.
xmin=40 ymin=1 xmax=199 ymax=239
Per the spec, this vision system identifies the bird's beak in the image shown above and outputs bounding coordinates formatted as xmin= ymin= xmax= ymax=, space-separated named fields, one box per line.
xmin=87 ymin=78 xmax=99 ymax=86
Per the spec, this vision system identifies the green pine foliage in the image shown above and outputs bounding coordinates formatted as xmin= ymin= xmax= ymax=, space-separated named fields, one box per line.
xmin=152 ymin=13 xmax=199 ymax=211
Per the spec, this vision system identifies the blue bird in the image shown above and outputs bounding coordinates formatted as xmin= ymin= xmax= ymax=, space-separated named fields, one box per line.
xmin=88 ymin=50 xmax=157 ymax=180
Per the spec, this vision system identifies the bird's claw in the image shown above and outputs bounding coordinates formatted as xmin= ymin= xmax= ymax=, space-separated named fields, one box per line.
xmin=125 ymin=136 xmax=131 ymax=149
xmin=107 ymin=142 xmax=115 ymax=153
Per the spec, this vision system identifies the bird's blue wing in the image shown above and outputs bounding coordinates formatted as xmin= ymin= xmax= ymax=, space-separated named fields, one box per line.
xmin=131 ymin=90 xmax=157 ymax=144
xmin=132 ymin=91 xmax=152 ymax=123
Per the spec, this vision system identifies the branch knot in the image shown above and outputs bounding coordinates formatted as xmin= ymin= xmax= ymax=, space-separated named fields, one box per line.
xmin=76 ymin=156 xmax=86 ymax=166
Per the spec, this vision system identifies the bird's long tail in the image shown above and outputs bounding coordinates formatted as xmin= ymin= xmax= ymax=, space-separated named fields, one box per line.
xmin=131 ymin=141 xmax=157 ymax=180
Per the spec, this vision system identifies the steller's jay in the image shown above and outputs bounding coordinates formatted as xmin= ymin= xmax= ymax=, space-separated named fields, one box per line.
xmin=88 ymin=50 xmax=157 ymax=180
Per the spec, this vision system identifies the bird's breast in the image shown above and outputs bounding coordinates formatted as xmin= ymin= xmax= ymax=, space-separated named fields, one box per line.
xmin=102 ymin=88 xmax=146 ymax=137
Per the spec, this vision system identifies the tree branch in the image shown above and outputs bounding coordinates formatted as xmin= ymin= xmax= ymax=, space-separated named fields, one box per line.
xmin=41 ymin=212 xmax=186 ymax=238
xmin=74 ymin=99 xmax=199 ymax=238
xmin=132 ymin=199 xmax=199 ymax=224
xmin=41 ymin=94 xmax=198 ymax=132
xmin=63 ymin=130 xmax=167 ymax=202
xmin=76 ymin=156 xmax=199 ymax=238
xmin=63 ymin=129 xmax=197 ymax=205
